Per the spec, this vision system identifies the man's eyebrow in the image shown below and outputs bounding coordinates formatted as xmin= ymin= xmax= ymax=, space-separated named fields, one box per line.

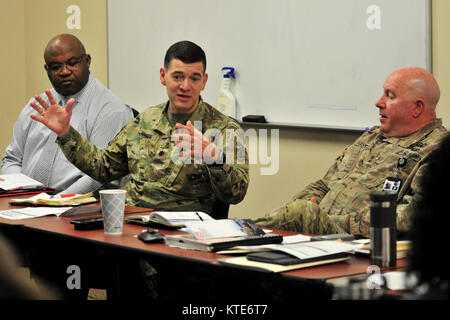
xmin=171 ymin=70 xmax=203 ymax=77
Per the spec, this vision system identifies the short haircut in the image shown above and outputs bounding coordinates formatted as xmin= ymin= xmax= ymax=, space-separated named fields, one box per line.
xmin=164 ymin=40 xmax=206 ymax=73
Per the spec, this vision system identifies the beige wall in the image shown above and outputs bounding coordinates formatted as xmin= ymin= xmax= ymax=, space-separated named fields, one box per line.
xmin=1 ymin=0 xmax=449 ymax=220
xmin=0 ymin=0 xmax=108 ymax=157
xmin=0 ymin=0 xmax=26 ymax=157
xmin=23 ymin=0 xmax=108 ymax=99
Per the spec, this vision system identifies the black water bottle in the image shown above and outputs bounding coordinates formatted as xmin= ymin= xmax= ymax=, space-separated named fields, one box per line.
xmin=369 ymin=191 xmax=397 ymax=268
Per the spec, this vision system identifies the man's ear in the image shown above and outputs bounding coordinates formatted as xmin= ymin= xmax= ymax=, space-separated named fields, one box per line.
xmin=412 ymin=99 xmax=425 ymax=118
xmin=201 ymin=73 xmax=208 ymax=91
xmin=160 ymin=67 xmax=166 ymax=86
xmin=85 ymin=54 xmax=91 ymax=68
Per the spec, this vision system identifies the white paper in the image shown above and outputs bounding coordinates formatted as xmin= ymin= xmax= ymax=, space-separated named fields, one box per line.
xmin=282 ymin=234 xmax=311 ymax=244
xmin=263 ymin=241 xmax=359 ymax=260
xmin=0 ymin=207 xmax=71 ymax=220
xmin=184 ymin=220 xmax=247 ymax=239
xmin=152 ymin=211 xmax=213 ymax=222
xmin=0 ymin=173 xmax=44 ymax=190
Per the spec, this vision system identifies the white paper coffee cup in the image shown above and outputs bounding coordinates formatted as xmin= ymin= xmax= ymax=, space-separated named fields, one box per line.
xmin=100 ymin=189 xmax=126 ymax=235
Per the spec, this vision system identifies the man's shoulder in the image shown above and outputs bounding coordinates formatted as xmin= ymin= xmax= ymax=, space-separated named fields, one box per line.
xmin=89 ymin=76 xmax=131 ymax=113
xmin=200 ymin=101 xmax=242 ymax=130
xmin=129 ymin=102 xmax=167 ymax=129
xmin=138 ymin=102 xmax=167 ymax=117
xmin=352 ymin=125 xmax=381 ymax=143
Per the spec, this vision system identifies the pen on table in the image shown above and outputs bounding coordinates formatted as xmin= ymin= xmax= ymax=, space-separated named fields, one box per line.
xmin=196 ymin=212 xmax=204 ymax=221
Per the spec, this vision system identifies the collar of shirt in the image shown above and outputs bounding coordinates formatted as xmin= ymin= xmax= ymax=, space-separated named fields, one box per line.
xmin=153 ymin=96 xmax=206 ymax=136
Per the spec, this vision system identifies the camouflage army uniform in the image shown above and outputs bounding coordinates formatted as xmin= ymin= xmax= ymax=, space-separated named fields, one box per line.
xmin=257 ymin=119 xmax=447 ymax=236
xmin=57 ymin=100 xmax=249 ymax=213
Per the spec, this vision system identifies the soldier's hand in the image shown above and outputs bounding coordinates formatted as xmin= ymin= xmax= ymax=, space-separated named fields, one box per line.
xmin=29 ymin=89 xmax=73 ymax=137
xmin=173 ymin=121 xmax=220 ymax=162
xmin=256 ymin=199 xmax=346 ymax=234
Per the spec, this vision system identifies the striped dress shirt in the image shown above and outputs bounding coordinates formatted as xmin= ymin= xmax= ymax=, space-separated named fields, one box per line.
xmin=1 ymin=73 xmax=134 ymax=194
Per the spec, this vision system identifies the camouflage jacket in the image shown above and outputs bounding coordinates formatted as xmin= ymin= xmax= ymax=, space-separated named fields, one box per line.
xmin=57 ymin=100 xmax=249 ymax=213
xmin=292 ymin=119 xmax=447 ymax=235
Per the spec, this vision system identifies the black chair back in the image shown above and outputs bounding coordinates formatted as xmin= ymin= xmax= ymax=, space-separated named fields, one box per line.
xmin=211 ymin=199 xmax=230 ymax=219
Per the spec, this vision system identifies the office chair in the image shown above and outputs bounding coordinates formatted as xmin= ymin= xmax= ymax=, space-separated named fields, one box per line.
xmin=126 ymin=104 xmax=140 ymax=118
xmin=211 ymin=198 xmax=230 ymax=219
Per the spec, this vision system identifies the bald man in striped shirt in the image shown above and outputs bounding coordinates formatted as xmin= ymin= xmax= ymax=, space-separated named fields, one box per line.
xmin=2 ymin=34 xmax=133 ymax=194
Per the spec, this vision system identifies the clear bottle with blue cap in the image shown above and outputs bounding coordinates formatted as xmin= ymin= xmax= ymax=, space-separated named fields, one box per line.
xmin=217 ymin=67 xmax=236 ymax=118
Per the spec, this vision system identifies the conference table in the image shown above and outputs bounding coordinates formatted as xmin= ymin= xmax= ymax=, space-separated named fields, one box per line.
xmin=0 ymin=194 xmax=407 ymax=306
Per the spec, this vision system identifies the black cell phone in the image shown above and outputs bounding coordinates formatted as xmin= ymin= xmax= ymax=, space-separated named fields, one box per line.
xmin=70 ymin=217 xmax=104 ymax=231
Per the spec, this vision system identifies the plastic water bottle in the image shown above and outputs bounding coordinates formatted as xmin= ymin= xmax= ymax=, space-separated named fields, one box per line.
xmin=217 ymin=67 xmax=236 ymax=118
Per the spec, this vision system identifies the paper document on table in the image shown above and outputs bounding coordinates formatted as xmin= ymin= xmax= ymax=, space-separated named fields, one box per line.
xmin=215 ymin=234 xmax=312 ymax=255
xmin=218 ymin=256 xmax=350 ymax=273
xmin=0 ymin=173 xmax=44 ymax=190
xmin=0 ymin=207 xmax=72 ymax=220
xmin=185 ymin=220 xmax=247 ymax=239
xmin=184 ymin=219 xmax=266 ymax=240
xmin=281 ymin=234 xmax=311 ymax=244
xmin=262 ymin=240 xmax=358 ymax=261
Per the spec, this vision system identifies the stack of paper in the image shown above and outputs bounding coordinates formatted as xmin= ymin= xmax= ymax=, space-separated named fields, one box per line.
xmin=354 ymin=240 xmax=411 ymax=258
xmin=219 ymin=241 xmax=357 ymax=272
xmin=164 ymin=219 xmax=283 ymax=252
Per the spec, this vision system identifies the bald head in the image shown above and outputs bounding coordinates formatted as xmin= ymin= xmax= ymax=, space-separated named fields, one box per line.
xmin=375 ymin=67 xmax=440 ymax=137
xmin=44 ymin=34 xmax=86 ymax=63
xmin=391 ymin=67 xmax=440 ymax=109
xmin=43 ymin=34 xmax=90 ymax=96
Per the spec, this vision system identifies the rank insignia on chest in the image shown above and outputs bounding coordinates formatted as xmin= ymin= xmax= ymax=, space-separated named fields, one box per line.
xmin=382 ymin=177 xmax=402 ymax=193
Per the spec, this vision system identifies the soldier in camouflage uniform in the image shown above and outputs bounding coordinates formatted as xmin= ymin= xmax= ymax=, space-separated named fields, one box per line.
xmin=28 ymin=40 xmax=249 ymax=300
xmin=29 ymin=40 xmax=249 ymax=215
xmin=257 ymin=67 xmax=447 ymax=236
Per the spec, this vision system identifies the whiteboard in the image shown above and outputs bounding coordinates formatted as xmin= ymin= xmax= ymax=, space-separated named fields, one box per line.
xmin=107 ymin=0 xmax=430 ymax=131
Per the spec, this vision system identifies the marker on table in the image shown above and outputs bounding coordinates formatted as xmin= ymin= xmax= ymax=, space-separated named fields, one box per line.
xmin=60 ymin=193 xmax=76 ymax=198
